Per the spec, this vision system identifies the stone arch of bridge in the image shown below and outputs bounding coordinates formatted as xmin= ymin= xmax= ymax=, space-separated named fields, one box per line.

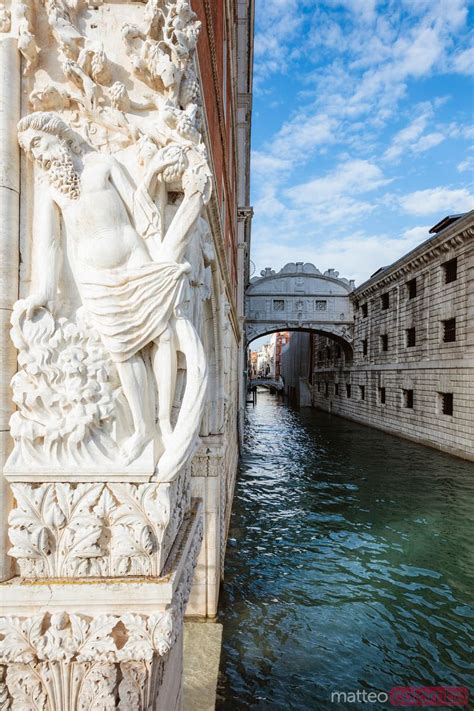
xmin=246 ymin=326 xmax=354 ymax=361
xmin=245 ymin=262 xmax=355 ymax=355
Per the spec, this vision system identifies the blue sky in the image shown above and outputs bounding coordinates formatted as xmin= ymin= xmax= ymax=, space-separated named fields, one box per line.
xmin=250 ymin=0 xmax=474 ymax=286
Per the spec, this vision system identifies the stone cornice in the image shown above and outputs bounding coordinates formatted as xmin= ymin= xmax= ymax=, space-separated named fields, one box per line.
xmin=352 ymin=214 xmax=474 ymax=301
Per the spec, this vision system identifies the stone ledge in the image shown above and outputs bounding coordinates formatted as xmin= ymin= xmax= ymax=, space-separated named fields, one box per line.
xmin=0 ymin=501 xmax=203 ymax=615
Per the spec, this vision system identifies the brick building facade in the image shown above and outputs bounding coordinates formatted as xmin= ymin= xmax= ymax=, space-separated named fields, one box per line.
xmin=311 ymin=211 xmax=474 ymax=461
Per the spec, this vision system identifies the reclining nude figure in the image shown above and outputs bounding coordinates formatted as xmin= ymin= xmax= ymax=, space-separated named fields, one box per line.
xmin=17 ymin=111 xmax=209 ymax=477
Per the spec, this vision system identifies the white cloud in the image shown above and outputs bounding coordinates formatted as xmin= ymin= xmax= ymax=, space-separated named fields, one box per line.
xmin=451 ymin=46 xmax=474 ymax=75
xmin=457 ymin=156 xmax=474 ymax=173
xmin=412 ymin=131 xmax=445 ymax=152
xmin=383 ymin=105 xmax=446 ymax=161
xmin=286 ymin=160 xmax=390 ymax=206
xmin=251 ymin=226 xmax=433 ymax=286
xmin=399 ymin=187 xmax=474 ymax=216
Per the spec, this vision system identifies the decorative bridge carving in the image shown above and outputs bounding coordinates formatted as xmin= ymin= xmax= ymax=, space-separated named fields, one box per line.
xmin=245 ymin=263 xmax=355 ymax=345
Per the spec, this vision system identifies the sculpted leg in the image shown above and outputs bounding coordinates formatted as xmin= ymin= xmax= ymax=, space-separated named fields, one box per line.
xmin=156 ymin=317 xmax=208 ymax=481
xmin=152 ymin=327 xmax=177 ymax=446
xmin=115 ymin=355 xmax=149 ymax=463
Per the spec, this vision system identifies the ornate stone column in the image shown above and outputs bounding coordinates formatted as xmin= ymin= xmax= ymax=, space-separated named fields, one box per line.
xmin=0 ymin=0 xmax=214 ymax=706
xmin=0 ymin=7 xmax=21 ymax=582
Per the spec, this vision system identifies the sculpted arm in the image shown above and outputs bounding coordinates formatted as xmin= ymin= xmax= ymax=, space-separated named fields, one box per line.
xmin=27 ymin=189 xmax=62 ymax=316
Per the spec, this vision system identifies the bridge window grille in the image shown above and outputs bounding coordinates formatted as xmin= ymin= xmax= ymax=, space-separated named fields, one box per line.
xmin=273 ymin=299 xmax=285 ymax=311
xmin=406 ymin=328 xmax=416 ymax=347
xmin=346 ymin=384 xmax=351 ymax=398
xmin=381 ymin=293 xmax=389 ymax=310
xmin=403 ymin=389 xmax=414 ymax=409
xmin=362 ymin=339 xmax=368 ymax=356
xmin=381 ymin=334 xmax=388 ymax=352
xmin=442 ymin=318 xmax=456 ymax=342
xmin=407 ymin=278 xmax=417 ymax=299
xmin=361 ymin=303 xmax=368 ymax=318
xmin=379 ymin=387 xmax=386 ymax=404
xmin=439 ymin=392 xmax=454 ymax=416
xmin=359 ymin=385 xmax=365 ymax=400
xmin=443 ymin=258 xmax=457 ymax=284
xmin=335 ymin=383 xmax=339 ymax=396
xmin=315 ymin=300 xmax=327 ymax=311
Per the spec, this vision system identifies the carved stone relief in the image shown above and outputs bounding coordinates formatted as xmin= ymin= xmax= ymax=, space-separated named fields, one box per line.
xmin=8 ymin=468 xmax=189 ymax=577
xmin=6 ymin=0 xmax=214 ymax=483
xmin=0 ymin=513 xmax=203 ymax=708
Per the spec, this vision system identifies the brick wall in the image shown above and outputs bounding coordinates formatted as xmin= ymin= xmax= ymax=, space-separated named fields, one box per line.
xmin=311 ymin=213 xmax=474 ymax=461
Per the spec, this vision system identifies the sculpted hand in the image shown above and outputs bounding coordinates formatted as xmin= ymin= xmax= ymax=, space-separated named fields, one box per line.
xmin=25 ymin=294 xmax=48 ymax=319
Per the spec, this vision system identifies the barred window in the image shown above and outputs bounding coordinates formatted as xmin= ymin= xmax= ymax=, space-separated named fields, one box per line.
xmin=315 ymin=300 xmax=327 ymax=311
xmin=439 ymin=392 xmax=453 ymax=416
xmin=403 ymin=389 xmax=414 ymax=409
xmin=407 ymin=278 xmax=417 ymax=299
xmin=443 ymin=258 xmax=457 ymax=284
xmin=406 ymin=328 xmax=416 ymax=347
xmin=273 ymin=299 xmax=285 ymax=311
xmin=442 ymin=318 xmax=456 ymax=343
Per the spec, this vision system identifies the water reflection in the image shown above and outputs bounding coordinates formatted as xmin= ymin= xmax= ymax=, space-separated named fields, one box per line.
xmin=217 ymin=391 xmax=474 ymax=710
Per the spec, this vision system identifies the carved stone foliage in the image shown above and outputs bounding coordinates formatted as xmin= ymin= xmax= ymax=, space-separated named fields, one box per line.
xmin=7 ymin=302 xmax=121 ymax=470
xmin=0 ymin=514 xmax=202 ymax=709
xmin=9 ymin=474 xmax=189 ymax=577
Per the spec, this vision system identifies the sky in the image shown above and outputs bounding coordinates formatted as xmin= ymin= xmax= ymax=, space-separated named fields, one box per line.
xmin=250 ymin=0 xmax=474 ymax=288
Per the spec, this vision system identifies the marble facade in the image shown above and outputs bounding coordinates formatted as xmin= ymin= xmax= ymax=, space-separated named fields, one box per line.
xmin=0 ymin=0 xmax=254 ymax=707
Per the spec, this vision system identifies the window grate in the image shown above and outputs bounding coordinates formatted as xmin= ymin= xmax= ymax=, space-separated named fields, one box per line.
xmin=442 ymin=318 xmax=456 ymax=343
xmin=406 ymin=328 xmax=416 ymax=347
xmin=407 ymin=278 xmax=417 ymax=299
xmin=440 ymin=392 xmax=453 ymax=416
xmin=403 ymin=389 xmax=414 ymax=409
xmin=443 ymin=258 xmax=457 ymax=284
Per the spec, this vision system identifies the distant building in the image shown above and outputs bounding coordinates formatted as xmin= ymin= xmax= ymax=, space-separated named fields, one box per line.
xmin=248 ymin=350 xmax=258 ymax=378
xmin=270 ymin=331 xmax=289 ymax=379
xmin=311 ymin=211 xmax=474 ymax=461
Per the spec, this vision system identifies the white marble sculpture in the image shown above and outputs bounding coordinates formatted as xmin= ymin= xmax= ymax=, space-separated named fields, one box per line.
xmin=6 ymin=0 xmax=213 ymax=483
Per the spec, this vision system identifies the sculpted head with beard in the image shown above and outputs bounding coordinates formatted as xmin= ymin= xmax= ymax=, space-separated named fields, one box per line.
xmin=18 ymin=112 xmax=80 ymax=200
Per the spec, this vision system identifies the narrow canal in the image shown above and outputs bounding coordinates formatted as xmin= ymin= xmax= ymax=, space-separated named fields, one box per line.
xmin=216 ymin=391 xmax=474 ymax=710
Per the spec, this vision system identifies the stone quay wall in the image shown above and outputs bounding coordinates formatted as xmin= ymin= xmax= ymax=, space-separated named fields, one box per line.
xmin=311 ymin=211 xmax=474 ymax=461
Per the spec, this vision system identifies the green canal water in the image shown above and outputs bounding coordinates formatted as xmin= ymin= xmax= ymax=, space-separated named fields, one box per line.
xmin=216 ymin=391 xmax=474 ymax=710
